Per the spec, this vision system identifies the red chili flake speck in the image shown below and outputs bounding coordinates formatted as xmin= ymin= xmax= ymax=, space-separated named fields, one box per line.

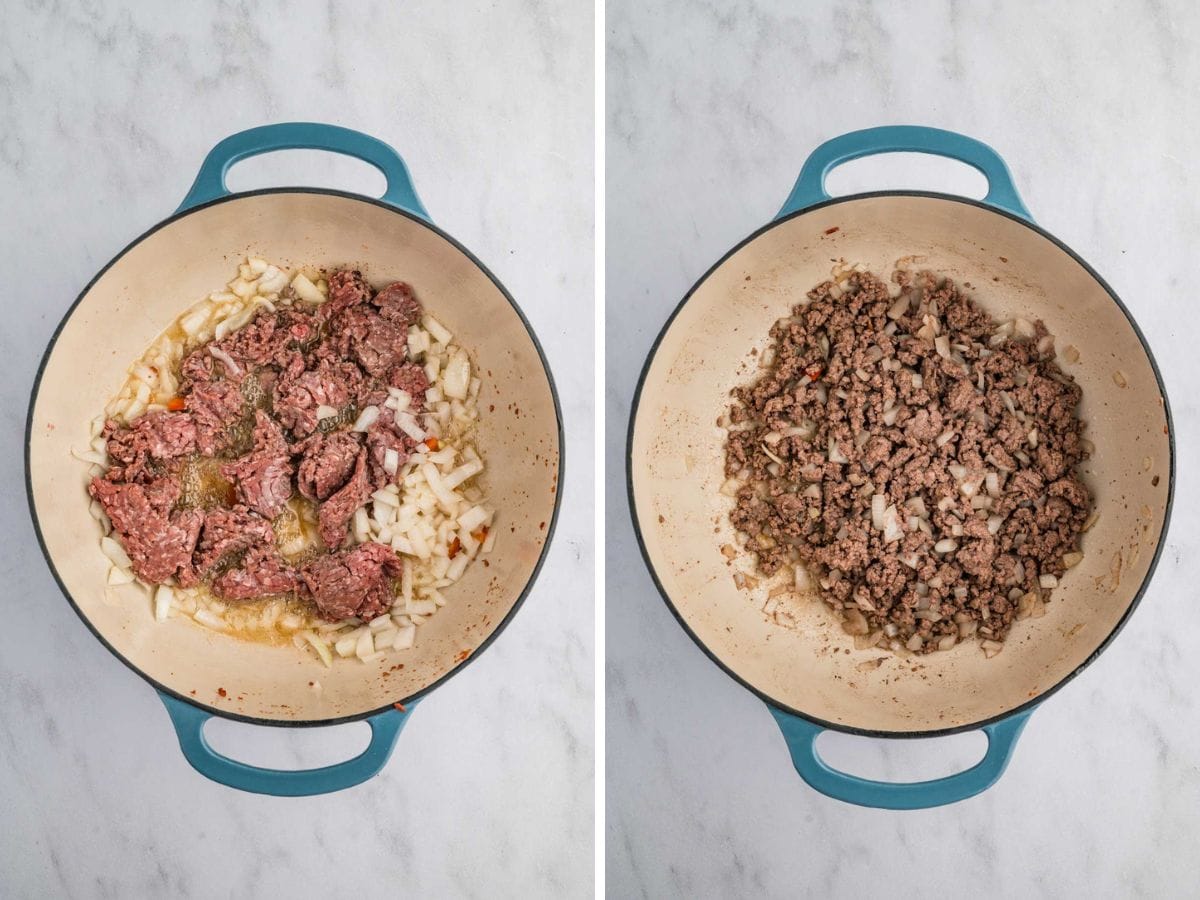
xmin=217 ymin=688 xmax=227 ymax=698
xmin=393 ymin=702 xmax=407 ymax=712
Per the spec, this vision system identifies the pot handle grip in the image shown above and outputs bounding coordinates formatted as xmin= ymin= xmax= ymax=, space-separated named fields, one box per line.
xmin=177 ymin=122 xmax=429 ymax=220
xmin=777 ymin=125 xmax=1032 ymax=222
xmin=159 ymin=692 xmax=417 ymax=796
xmin=769 ymin=705 xmax=1034 ymax=810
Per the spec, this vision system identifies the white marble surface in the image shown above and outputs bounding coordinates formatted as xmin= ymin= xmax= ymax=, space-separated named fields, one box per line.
xmin=0 ymin=2 xmax=592 ymax=897
xmin=607 ymin=1 xmax=1199 ymax=896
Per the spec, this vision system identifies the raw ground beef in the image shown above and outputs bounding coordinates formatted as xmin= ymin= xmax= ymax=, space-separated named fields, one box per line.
xmin=220 ymin=411 xmax=294 ymax=518
xmin=300 ymin=541 xmax=404 ymax=621
xmin=296 ymin=431 xmax=363 ymax=501
xmin=90 ymin=269 xmax=426 ymax=619
xmin=725 ymin=268 xmax=1092 ymax=655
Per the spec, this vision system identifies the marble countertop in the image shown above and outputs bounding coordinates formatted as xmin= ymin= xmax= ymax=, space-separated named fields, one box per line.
xmin=607 ymin=1 xmax=1199 ymax=895
xmin=0 ymin=2 xmax=592 ymax=897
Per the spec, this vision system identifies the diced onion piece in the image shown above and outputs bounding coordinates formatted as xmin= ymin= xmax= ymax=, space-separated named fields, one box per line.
xmin=934 ymin=334 xmax=951 ymax=360
xmin=355 ymin=629 xmax=375 ymax=660
xmin=335 ymin=633 xmax=359 ymax=658
xmin=316 ymin=404 xmax=339 ymax=421
xmin=458 ymin=505 xmax=490 ymax=532
xmin=1062 ymin=551 xmax=1084 ymax=569
xmin=881 ymin=505 xmax=903 ymax=544
xmin=393 ymin=625 xmax=416 ymax=650
xmin=423 ymin=315 xmax=452 ymax=345
xmin=934 ymin=538 xmax=958 ymax=554
xmin=154 ymin=586 xmax=174 ymax=623
xmin=443 ymin=459 xmax=483 ymax=490
xmin=383 ymin=448 xmax=400 ymax=475
xmin=828 ymin=435 xmax=848 ymax=464
xmin=289 ymin=272 xmax=324 ymax=304
xmin=871 ymin=493 xmax=886 ymax=531
xmin=421 ymin=463 xmax=459 ymax=513
xmin=886 ymin=295 xmax=909 ymax=319
xmin=101 ymin=536 xmax=132 ymax=569
xmin=394 ymin=411 xmax=427 ymax=442
xmin=209 ymin=346 xmax=242 ymax=377
xmin=985 ymin=472 xmax=1000 ymax=497
xmin=1039 ymin=574 xmax=1059 ymax=589
xmin=301 ymin=631 xmax=333 ymax=668
xmin=352 ymin=405 xmax=380 ymax=432
xmin=442 ymin=349 xmax=471 ymax=400
xmin=194 ymin=609 xmax=226 ymax=630
xmin=107 ymin=565 xmax=134 ymax=585
xmin=353 ymin=507 xmax=371 ymax=543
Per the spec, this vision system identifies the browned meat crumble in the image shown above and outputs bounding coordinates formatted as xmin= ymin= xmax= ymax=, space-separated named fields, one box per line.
xmin=724 ymin=268 xmax=1092 ymax=655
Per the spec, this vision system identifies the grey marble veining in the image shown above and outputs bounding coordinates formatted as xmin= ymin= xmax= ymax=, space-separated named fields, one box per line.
xmin=607 ymin=1 xmax=1199 ymax=896
xmin=0 ymin=2 xmax=593 ymax=897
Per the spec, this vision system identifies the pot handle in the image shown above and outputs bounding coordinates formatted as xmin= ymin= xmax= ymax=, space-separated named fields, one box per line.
xmin=777 ymin=125 xmax=1032 ymax=222
xmin=159 ymin=692 xmax=417 ymax=796
xmin=177 ymin=122 xmax=429 ymax=220
xmin=769 ymin=704 xmax=1034 ymax=809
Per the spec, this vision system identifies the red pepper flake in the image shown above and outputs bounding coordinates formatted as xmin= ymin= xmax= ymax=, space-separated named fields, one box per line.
xmin=448 ymin=537 xmax=461 ymax=559
xmin=167 ymin=397 xmax=186 ymax=411
xmin=217 ymin=688 xmax=227 ymax=698
xmin=424 ymin=436 xmax=440 ymax=451
xmin=393 ymin=702 xmax=407 ymax=712
xmin=824 ymin=226 xmax=840 ymax=235
xmin=471 ymin=525 xmax=489 ymax=543
xmin=805 ymin=363 xmax=824 ymax=382
xmin=454 ymin=649 xmax=471 ymax=663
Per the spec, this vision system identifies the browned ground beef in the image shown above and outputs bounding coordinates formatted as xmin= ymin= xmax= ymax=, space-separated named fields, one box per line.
xmin=89 ymin=270 xmax=425 ymax=620
xmin=725 ymin=269 xmax=1092 ymax=653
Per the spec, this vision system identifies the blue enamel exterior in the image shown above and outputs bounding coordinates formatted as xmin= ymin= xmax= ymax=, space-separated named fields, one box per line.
xmin=770 ymin=706 xmax=1033 ymax=810
xmin=777 ymin=125 xmax=1032 ymax=221
xmin=160 ymin=693 xmax=418 ymax=797
xmin=768 ymin=126 xmax=1040 ymax=808
xmin=177 ymin=122 xmax=429 ymax=219
xmin=162 ymin=122 xmax=428 ymax=796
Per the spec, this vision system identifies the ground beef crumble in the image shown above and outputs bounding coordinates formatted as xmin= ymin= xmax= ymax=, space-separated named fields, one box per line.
xmin=724 ymin=268 xmax=1092 ymax=655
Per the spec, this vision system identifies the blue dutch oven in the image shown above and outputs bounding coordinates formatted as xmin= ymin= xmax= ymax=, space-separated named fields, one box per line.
xmin=27 ymin=123 xmax=562 ymax=796
xmin=629 ymin=126 xmax=1173 ymax=809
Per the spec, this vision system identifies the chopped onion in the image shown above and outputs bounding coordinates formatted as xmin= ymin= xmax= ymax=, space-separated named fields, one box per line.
xmin=100 ymin=536 xmax=132 ymax=569
xmin=394 ymin=411 xmax=427 ymax=442
xmin=316 ymin=404 xmax=339 ymax=421
xmin=886 ymin=295 xmax=909 ymax=319
xmin=934 ymin=538 xmax=958 ymax=554
xmin=423 ymin=315 xmax=452 ymax=345
xmin=881 ymin=505 xmax=904 ymax=544
xmin=383 ymin=448 xmax=400 ymax=475
xmin=871 ymin=493 xmax=886 ymax=530
xmin=934 ymin=334 xmax=951 ymax=360
xmin=442 ymin=348 xmax=472 ymax=400
xmin=352 ymin=405 xmax=380 ymax=432
xmin=828 ymin=436 xmax=849 ymax=464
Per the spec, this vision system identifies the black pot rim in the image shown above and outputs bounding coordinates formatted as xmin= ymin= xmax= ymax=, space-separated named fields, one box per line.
xmin=627 ymin=189 xmax=1176 ymax=740
xmin=26 ymin=186 xmax=565 ymax=729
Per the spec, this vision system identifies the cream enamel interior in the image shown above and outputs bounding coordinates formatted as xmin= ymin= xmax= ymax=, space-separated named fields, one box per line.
xmin=30 ymin=191 xmax=559 ymax=723
xmin=631 ymin=195 xmax=1170 ymax=734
